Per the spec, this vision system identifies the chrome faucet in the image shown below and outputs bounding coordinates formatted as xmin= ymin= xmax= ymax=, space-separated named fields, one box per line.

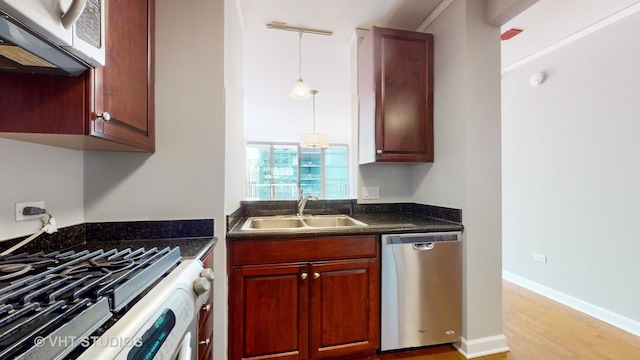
xmin=297 ymin=189 xmax=318 ymax=216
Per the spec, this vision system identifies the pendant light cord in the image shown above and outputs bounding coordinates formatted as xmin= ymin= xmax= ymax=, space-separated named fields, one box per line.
xmin=312 ymin=91 xmax=316 ymax=132
xmin=297 ymin=31 xmax=303 ymax=79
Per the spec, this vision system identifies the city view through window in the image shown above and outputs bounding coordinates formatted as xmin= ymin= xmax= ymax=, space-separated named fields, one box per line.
xmin=246 ymin=143 xmax=349 ymax=200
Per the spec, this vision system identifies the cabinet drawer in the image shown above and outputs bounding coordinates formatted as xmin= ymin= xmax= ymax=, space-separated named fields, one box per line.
xmin=230 ymin=235 xmax=378 ymax=265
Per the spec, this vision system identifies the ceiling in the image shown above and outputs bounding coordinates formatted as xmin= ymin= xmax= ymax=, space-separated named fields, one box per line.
xmin=238 ymin=0 xmax=640 ymax=143
xmin=501 ymin=0 xmax=640 ymax=67
xmin=239 ymin=0 xmax=640 ymax=66
xmin=239 ymin=0 xmax=442 ymax=42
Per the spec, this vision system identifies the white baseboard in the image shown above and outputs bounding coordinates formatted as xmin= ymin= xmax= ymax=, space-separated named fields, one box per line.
xmin=503 ymin=271 xmax=640 ymax=337
xmin=453 ymin=334 xmax=509 ymax=359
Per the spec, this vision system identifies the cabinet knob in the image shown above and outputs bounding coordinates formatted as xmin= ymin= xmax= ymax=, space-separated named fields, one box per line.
xmin=376 ymin=149 xmax=382 ymax=154
xmin=313 ymin=272 xmax=320 ymax=279
xmin=300 ymin=273 xmax=308 ymax=280
xmin=98 ymin=112 xmax=111 ymax=121
xmin=199 ymin=338 xmax=211 ymax=346
xmin=202 ymin=304 xmax=211 ymax=312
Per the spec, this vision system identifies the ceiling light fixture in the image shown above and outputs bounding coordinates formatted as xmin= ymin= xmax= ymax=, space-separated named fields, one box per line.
xmin=266 ymin=22 xmax=332 ymax=100
xmin=290 ymin=31 xmax=311 ymax=99
xmin=300 ymin=90 xmax=329 ymax=148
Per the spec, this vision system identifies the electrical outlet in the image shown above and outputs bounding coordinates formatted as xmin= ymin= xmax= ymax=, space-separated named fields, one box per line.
xmin=362 ymin=187 xmax=380 ymax=199
xmin=15 ymin=201 xmax=45 ymax=222
xmin=533 ymin=253 xmax=547 ymax=263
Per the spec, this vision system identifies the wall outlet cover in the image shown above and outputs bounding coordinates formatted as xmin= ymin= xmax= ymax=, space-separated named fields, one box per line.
xmin=15 ymin=201 xmax=45 ymax=222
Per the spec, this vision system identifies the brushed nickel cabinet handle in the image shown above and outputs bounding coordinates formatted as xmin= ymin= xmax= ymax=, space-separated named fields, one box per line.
xmin=313 ymin=272 xmax=320 ymax=279
xmin=376 ymin=149 xmax=383 ymax=154
xmin=199 ymin=338 xmax=211 ymax=346
xmin=61 ymin=0 xmax=87 ymax=29
xmin=301 ymin=273 xmax=308 ymax=280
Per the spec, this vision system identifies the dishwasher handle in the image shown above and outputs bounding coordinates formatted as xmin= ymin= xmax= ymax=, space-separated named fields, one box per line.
xmin=412 ymin=242 xmax=435 ymax=251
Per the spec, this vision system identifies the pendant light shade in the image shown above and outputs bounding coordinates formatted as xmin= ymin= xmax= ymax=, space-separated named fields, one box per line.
xmin=300 ymin=90 xmax=329 ymax=148
xmin=290 ymin=31 xmax=311 ymax=100
xmin=290 ymin=79 xmax=311 ymax=99
xmin=300 ymin=133 xmax=329 ymax=148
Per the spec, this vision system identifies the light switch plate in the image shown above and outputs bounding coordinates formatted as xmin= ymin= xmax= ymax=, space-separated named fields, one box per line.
xmin=362 ymin=187 xmax=380 ymax=199
xmin=15 ymin=201 xmax=45 ymax=222
xmin=533 ymin=253 xmax=547 ymax=263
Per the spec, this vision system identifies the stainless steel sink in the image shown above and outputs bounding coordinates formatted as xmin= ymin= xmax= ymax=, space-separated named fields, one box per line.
xmin=246 ymin=218 xmax=305 ymax=229
xmin=241 ymin=215 xmax=367 ymax=231
xmin=303 ymin=215 xmax=365 ymax=228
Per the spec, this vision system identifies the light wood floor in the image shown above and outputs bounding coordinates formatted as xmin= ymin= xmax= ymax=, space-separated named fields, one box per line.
xmin=365 ymin=280 xmax=640 ymax=360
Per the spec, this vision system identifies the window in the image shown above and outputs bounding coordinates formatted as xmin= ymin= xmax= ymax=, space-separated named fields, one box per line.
xmin=246 ymin=143 xmax=349 ymax=200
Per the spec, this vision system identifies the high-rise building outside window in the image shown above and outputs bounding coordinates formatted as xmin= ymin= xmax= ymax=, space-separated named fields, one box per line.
xmin=246 ymin=143 xmax=349 ymax=200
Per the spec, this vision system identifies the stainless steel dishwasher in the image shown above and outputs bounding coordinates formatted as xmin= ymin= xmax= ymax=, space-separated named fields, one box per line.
xmin=381 ymin=232 xmax=462 ymax=351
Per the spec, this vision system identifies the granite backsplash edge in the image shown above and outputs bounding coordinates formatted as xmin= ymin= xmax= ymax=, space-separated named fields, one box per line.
xmin=0 ymin=219 xmax=214 ymax=254
xmin=225 ymin=201 xmax=462 ymax=231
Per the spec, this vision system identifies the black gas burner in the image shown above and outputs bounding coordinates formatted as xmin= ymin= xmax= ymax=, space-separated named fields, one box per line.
xmin=0 ymin=258 xmax=57 ymax=281
xmin=0 ymin=246 xmax=181 ymax=360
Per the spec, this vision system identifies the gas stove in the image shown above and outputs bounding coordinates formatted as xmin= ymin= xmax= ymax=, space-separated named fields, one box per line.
xmin=0 ymin=245 xmax=212 ymax=359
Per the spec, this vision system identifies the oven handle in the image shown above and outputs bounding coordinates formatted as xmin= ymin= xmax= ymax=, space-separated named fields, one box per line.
xmin=61 ymin=0 xmax=88 ymax=29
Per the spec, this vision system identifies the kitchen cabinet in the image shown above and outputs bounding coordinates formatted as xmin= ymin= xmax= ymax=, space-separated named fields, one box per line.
xmin=358 ymin=26 xmax=434 ymax=163
xmin=199 ymin=246 xmax=214 ymax=360
xmin=229 ymin=235 xmax=380 ymax=360
xmin=0 ymin=0 xmax=155 ymax=152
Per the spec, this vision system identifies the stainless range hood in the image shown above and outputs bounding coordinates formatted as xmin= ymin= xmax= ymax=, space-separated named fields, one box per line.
xmin=0 ymin=9 xmax=90 ymax=76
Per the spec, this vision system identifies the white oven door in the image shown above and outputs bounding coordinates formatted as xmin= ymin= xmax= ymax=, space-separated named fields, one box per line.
xmin=77 ymin=260 xmax=208 ymax=360
xmin=112 ymin=290 xmax=195 ymax=359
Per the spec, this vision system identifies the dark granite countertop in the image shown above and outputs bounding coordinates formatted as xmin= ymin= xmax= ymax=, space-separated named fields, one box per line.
xmin=0 ymin=219 xmax=216 ymax=260
xmin=226 ymin=201 xmax=463 ymax=240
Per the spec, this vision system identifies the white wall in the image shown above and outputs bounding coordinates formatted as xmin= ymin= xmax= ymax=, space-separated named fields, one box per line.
xmin=84 ymin=0 xmax=225 ymax=225
xmin=0 ymin=139 xmax=83 ymax=240
xmin=502 ymin=7 xmax=640 ymax=334
xmin=412 ymin=0 xmax=505 ymax=356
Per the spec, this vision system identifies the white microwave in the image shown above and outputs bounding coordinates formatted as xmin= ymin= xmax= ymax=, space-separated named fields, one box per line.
xmin=0 ymin=0 xmax=105 ymax=76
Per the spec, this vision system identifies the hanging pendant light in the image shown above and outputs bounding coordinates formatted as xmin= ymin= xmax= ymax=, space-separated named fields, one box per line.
xmin=300 ymin=90 xmax=329 ymax=148
xmin=290 ymin=31 xmax=311 ymax=100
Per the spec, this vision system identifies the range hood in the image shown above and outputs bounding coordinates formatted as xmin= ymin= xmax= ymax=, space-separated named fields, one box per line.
xmin=0 ymin=3 xmax=101 ymax=77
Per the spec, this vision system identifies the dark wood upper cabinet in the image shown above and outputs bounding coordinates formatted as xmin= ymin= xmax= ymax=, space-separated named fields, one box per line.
xmin=358 ymin=26 xmax=434 ymax=163
xmin=0 ymin=0 xmax=155 ymax=152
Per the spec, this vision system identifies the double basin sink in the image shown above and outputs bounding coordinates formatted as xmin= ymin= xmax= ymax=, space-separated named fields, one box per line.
xmin=241 ymin=214 xmax=368 ymax=231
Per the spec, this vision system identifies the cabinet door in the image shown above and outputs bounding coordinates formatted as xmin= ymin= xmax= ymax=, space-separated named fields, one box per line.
xmin=230 ymin=263 xmax=309 ymax=360
xmin=359 ymin=27 xmax=434 ymax=163
xmin=90 ymin=0 xmax=155 ymax=152
xmin=309 ymin=258 xmax=379 ymax=359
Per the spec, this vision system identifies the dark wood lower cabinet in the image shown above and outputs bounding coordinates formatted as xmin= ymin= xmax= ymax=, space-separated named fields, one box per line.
xmin=228 ymin=235 xmax=380 ymax=360
xmin=309 ymin=259 xmax=379 ymax=359
xmin=232 ymin=263 xmax=309 ymax=360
